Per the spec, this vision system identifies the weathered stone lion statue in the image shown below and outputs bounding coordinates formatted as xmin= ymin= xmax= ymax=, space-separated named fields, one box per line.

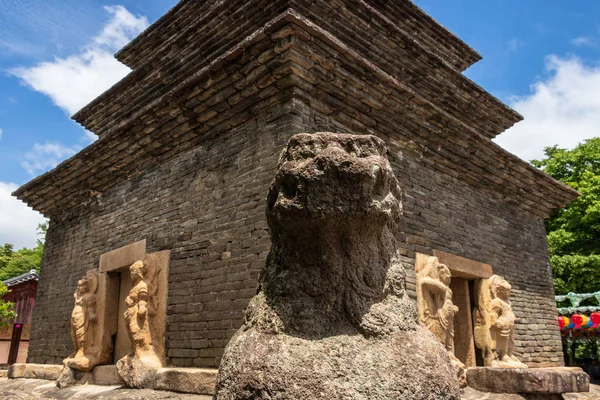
xmin=214 ymin=133 xmax=460 ymax=399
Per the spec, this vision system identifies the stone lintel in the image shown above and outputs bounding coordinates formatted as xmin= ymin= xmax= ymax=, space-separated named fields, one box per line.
xmin=466 ymin=367 xmax=590 ymax=394
xmin=433 ymin=250 xmax=493 ymax=279
xmin=99 ymin=240 xmax=146 ymax=272
xmin=8 ymin=363 xmax=63 ymax=380
xmin=154 ymin=367 xmax=217 ymax=395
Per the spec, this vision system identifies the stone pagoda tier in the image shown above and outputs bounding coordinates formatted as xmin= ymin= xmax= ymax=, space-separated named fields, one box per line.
xmin=11 ymin=0 xmax=583 ymax=397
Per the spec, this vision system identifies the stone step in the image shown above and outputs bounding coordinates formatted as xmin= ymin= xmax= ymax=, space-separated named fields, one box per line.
xmin=8 ymin=363 xmax=218 ymax=395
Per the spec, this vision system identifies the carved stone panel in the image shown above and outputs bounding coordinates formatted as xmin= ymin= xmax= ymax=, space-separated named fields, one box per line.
xmin=473 ymin=274 xmax=527 ymax=368
xmin=61 ymin=270 xmax=119 ymax=373
xmin=115 ymin=250 xmax=170 ymax=388
xmin=416 ymin=254 xmax=465 ymax=386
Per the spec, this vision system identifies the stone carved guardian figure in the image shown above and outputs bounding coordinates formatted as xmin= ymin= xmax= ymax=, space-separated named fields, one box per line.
xmin=417 ymin=256 xmax=466 ymax=386
xmin=474 ymin=274 xmax=527 ymax=368
xmin=63 ymin=270 xmax=100 ymax=371
xmin=116 ymin=257 xmax=164 ymax=388
xmin=488 ymin=275 xmax=527 ymax=368
xmin=58 ymin=269 xmax=118 ymax=388
xmin=214 ymin=133 xmax=461 ymax=399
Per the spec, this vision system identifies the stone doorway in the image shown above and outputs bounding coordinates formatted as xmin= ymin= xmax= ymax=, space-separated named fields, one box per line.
xmin=418 ymin=251 xmax=494 ymax=367
xmin=449 ymin=277 xmax=476 ymax=367
xmin=98 ymin=240 xmax=169 ymax=365
xmin=99 ymin=240 xmax=148 ymax=362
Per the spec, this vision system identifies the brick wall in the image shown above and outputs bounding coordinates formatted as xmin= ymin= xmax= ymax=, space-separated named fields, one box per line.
xmin=29 ymin=111 xmax=562 ymax=368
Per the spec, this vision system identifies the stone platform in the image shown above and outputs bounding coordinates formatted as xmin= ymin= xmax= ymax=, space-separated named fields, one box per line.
xmin=8 ymin=364 xmax=217 ymax=395
xmin=466 ymin=367 xmax=589 ymax=397
xmin=0 ymin=377 xmax=212 ymax=399
xmin=0 ymin=377 xmax=598 ymax=400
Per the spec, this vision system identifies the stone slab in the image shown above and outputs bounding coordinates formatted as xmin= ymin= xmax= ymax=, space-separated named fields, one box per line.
xmin=154 ymin=368 xmax=217 ymax=394
xmin=99 ymin=240 xmax=146 ymax=272
xmin=0 ymin=376 xmax=213 ymax=399
xmin=466 ymin=367 xmax=590 ymax=394
xmin=9 ymin=364 xmax=63 ymax=380
xmin=92 ymin=365 xmax=124 ymax=386
xmin=433 ymin=250 xmax=494 ymax=279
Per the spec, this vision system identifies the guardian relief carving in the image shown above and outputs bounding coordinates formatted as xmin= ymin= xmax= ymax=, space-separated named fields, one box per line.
xmin=474 ymin=274 xmax=527 ymax=368
xmin=60 ymin=268 xmax=119 ymax=389
xmin=116 ymin=255 xmax=165 ymax=388
xmin=417 ymin=256 xmax=465 ymax=385
xmin=63 ymin=270 xmax=111 ymax=371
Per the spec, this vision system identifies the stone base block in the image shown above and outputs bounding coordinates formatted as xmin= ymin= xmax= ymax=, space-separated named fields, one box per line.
xmin=154 ymin=368 xmax=217 ymax=394
xmin=92 ymin=365 xmax=125 ymax=386
xmin=466 ymin=367 xmax=589 ymax=395
xmin=8 ymin=363 xmax=63 ymax=380
xmin=57 ymin=365 xmax=126 ymax=388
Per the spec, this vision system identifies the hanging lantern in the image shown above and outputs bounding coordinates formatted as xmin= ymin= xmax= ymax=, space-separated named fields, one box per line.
xmin=571 ymin=314 xmax=584 ymax=328
xmin=582 ymin=315 xmax=593 ymax=329
xmin=590 ymin=312 xmax=600 ymax=326
xmin=558 ymin=316 xmax=569 ymax=330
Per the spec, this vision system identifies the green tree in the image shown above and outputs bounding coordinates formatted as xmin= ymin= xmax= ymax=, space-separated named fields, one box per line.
xmin=0 ymin=223 xmax=47 ymax=281
xmin=0 ymin=282 xmax=16 ymax=327
xmin=532 ymin=138 xmax=600 ymax=294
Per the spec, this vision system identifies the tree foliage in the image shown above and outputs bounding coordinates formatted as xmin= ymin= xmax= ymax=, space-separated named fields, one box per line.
xmin=0 ymin=223 xmax=46 ymax=326
xmin=532 ymin=138 xmax=600 ymax=294
xmin=0 ymin=223 xmax=46 ymax=281
xmin=0 ymin=282 xmax=16 ymax=327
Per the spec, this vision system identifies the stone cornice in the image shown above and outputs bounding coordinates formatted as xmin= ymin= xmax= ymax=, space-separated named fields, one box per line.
xmin=115 ymin=0 xmax=481 ymax=72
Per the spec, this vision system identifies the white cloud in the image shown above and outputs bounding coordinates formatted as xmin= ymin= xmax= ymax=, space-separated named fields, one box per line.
xmin=21 ymin=142 xmax=81 ymax=176
xmin=0 ymin=129 xmax=3 ymax=140
xmin=10 ymin=5 xmax=148 ymax=116
xmin=572 ymin=36 xmax=595 ymax=47
xmin=495 ymin=55 xmax=600 ymax=162
xmin=94 ymin=5 xmax=148 ymax=49
xmin=0 ymin=182 xmax=47 ymax=249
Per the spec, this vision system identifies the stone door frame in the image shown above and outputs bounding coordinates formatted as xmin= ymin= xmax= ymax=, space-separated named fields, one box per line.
xmin=416 ymin=251 xmax=493 ymax=367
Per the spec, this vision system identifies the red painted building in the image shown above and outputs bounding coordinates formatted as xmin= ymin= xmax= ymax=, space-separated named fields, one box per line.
xmin=0 ymin=270 xmax=38 ymax=366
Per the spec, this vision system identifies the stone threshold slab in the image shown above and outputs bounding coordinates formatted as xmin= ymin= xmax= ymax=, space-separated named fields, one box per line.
xmin=154 ymin=367 xmax=217 ymax=395
xmin=9 ymin=364 xmax=63 ymax=381
xmin=9 ymin=364 xmax=217 ymax=395
xmin=466 ymin=367 xmax=590 ymax=395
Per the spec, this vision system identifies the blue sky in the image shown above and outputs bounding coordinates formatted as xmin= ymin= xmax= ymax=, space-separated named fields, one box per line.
xmin=1 ymin=0 xmax=600 ymax=248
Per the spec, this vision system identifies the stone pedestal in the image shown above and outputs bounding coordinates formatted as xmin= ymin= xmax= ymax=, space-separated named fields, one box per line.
xmin=466 ymin=367 xmax=589 ymax=397
xmin=56 ymin=365 xmax=125 ymax=388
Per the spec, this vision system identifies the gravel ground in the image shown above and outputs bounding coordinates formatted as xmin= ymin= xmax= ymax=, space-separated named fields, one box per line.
xmin=0 ymin=378 xmax=212 ymax=400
